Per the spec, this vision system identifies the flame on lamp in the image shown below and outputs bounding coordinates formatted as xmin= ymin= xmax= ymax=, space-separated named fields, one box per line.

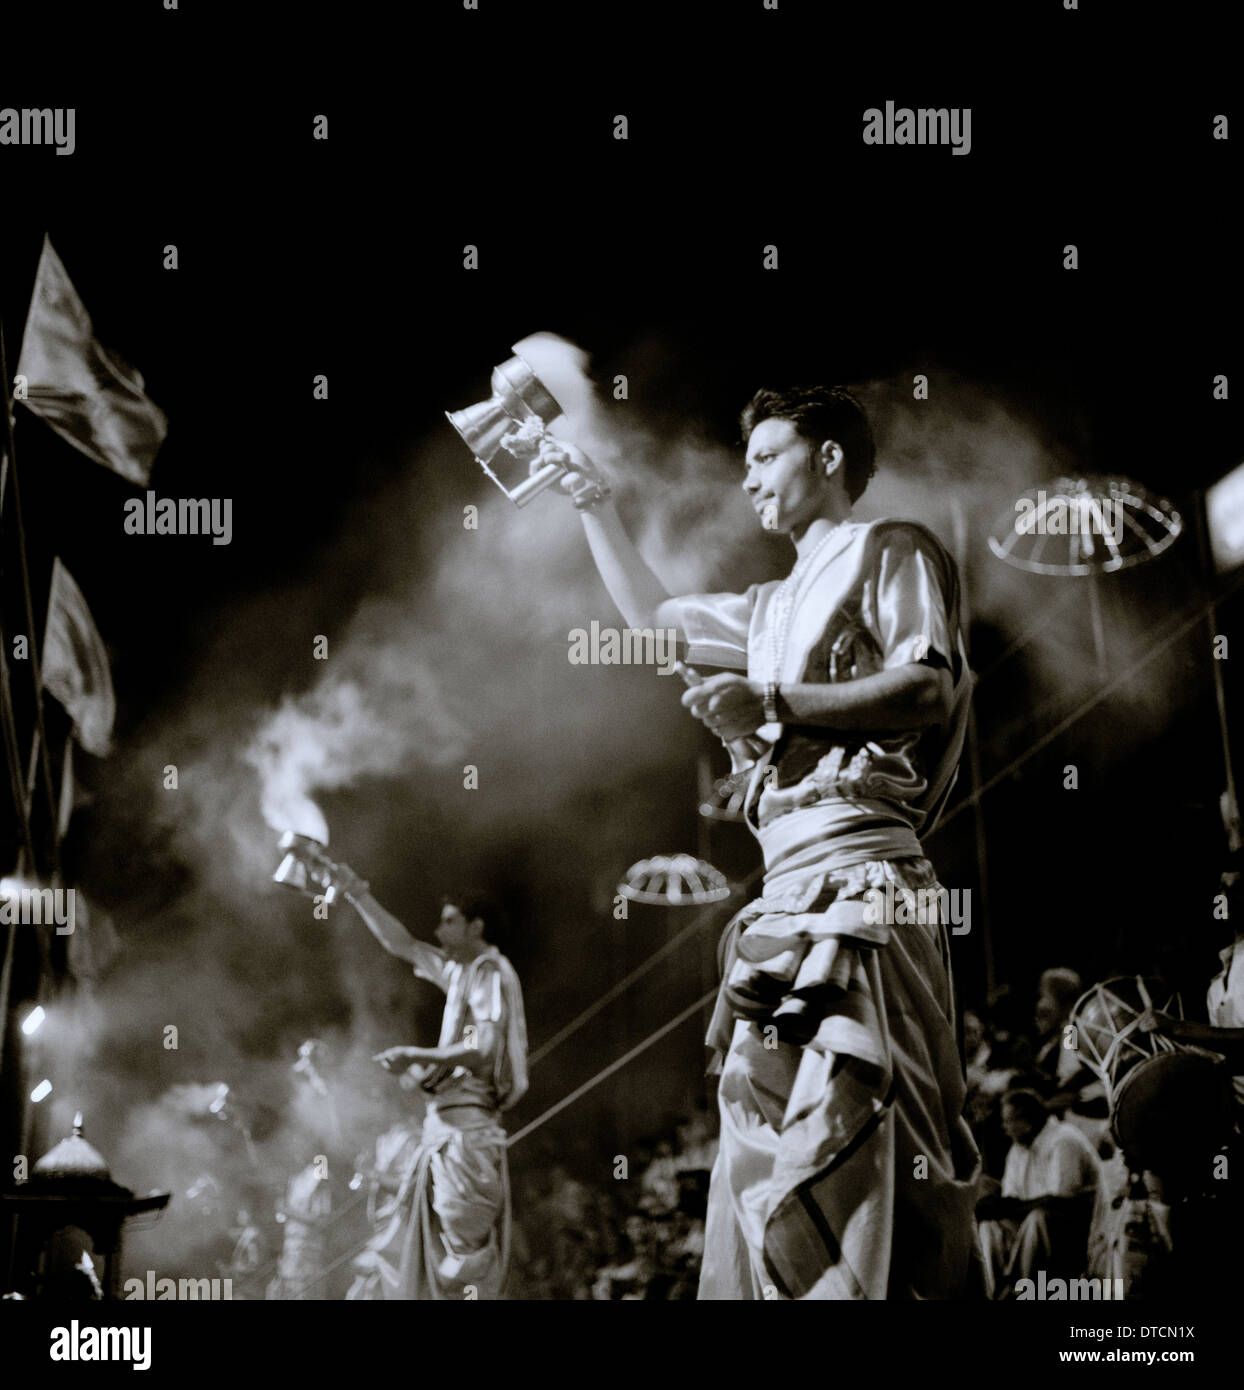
xmin=262 ymin=787 xmax=329 ymax=845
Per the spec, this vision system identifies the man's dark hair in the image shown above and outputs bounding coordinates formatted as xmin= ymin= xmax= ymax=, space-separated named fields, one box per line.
xmin=1038 ymin=967 xmax=1083 ymax=1009
xmin=739 ymin=385 xmax=877 ymax=503
xmin=1001 ymin=1088 xmax=1049 ymax=1125
xmin=442 ymin=889 xmax=507 ymax=940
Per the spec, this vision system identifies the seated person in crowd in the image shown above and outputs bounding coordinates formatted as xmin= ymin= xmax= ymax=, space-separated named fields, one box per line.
xmin=1034 ymin=966 xmax=1110 ymax=1150
xmin=977 ymin=1087 xmax=1100 ymax=1298
xmin=964 ymin=1008 xmax=1021 ymax=1177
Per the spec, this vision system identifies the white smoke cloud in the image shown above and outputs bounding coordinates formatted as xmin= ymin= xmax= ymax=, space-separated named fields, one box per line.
xmin=245 ymin=599 xmax=471 ymax=842
xmin=66 ymin=329 xmax=1194 ymax=1286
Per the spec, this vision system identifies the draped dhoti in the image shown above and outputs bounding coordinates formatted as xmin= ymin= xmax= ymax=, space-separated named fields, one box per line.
xmin=374 ymin=1102 xmax=511 ymax=1300
xmin=698 ymin=831 xmax=982 ymax=1300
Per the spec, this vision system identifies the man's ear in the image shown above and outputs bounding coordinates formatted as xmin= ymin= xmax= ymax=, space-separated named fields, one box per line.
xmin=820 ymin=439 xmax=844 ymax=476
xmin=468 ymin=916 xmax=486 ymax=940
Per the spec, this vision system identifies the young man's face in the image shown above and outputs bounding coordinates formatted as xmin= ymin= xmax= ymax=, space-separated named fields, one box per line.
xmin=742 ymin=417 xmax=832 ymax=535
xmin=435 ymin=903 xmax=480 ymax=957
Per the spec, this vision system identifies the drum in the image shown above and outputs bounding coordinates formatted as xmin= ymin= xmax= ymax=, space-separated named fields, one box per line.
xmin=1067 ymin=976 xmax=1184 ymax=1101
xmin=1070 ymin=976 xmax=1235 ymax=1172
xmin=1111 ymin=1051 xmax=1235 ymax=1172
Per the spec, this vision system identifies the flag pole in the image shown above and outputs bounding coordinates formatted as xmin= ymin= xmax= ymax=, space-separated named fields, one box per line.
xmin=0 ymin=314 xmax=43 ymax=1088
xmin=0 ymin=402 xmax=40 ymax=872
xmin=0 ymin=318 xmax=59 ymax=832
xmin=0 ymin=532 xmax=38 ymax=1091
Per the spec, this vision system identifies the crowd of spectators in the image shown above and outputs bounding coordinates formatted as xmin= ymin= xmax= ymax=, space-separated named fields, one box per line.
xmin=509 ymin=1109 xmax=717 ymax=1299
xmin=961 ymin=962 xmax=1243 ymax=1300
xmin=962 ymin=967 xmax=1118 ymax=1298
xmin=512 ymin=943 xmax=1238 ymax=1300
xmin=509 ymin=969 xmax=1114 ymax=1300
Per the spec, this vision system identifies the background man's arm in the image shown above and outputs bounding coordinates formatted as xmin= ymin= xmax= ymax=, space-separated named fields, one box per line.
xmin=345 ymin=888 xmax=449 ymax=988
xmin=1151 ymin=1015 xmax=1244 ymax=1067
xmin=377 ymin=1023 xmax=499 ymax=1075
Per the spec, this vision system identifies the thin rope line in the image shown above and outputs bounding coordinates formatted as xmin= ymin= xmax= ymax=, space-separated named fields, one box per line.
xmin=972 ymin=586 xmax=1081 ymax=681
xmin=526 ymin=870 xmax=759 ymax=1068
xmin=278 ymin=1200 xmax=379 ymax=1301
xmin=508 ymin=988 xmax=718 ymax=1150
xmin=232 ymin=1190 xmax=367 ymax=1295
xmin=930 ymin=575 xmax=1244 ymax=837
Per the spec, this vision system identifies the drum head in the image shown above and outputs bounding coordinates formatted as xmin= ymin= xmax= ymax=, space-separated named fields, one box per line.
xmin=1069 ymin=977 xmax=1182 ymax=1090
xmin=1111 ymin=1052 xmax=1234 ymax=1171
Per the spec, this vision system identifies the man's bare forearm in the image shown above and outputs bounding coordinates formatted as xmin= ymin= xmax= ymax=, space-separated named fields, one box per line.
xmin=411 ymin=1042 xmax=485 ymax=1068
xmin=346 ymin=889 xmax=419 ymax=963
xmin=579 ymin=503 xmax=676 ymax=632
xmin=776 ymin=664 xmax=952 ymax=731
xmin=388 ymin=1031 xmax=498 ymax=1073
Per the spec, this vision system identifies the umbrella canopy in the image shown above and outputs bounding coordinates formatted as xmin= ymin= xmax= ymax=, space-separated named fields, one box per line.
xmin=617 ymin=853 xmax=730 ymax=906
xmin=988 ymin=474 xmax=1182 ymax=576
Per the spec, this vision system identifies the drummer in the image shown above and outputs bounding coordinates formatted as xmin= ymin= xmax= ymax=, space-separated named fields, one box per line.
xmin=1137 ymin=836 xmax=1244 ymax=1100
xmin=1085 ymin=818 xmax=1244 ymax=1292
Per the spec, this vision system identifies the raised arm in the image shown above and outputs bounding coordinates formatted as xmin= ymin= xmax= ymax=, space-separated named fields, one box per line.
xmin=279 ymin=842 xmax=450 ymax=985
xmin=345 ymin=888 xmax=455 ymax=992
xmin=582 ymin=503 xmax=682 ymax=632
xmin=536 ymin=437 xmax=682 ymax=633
xmin=344 ymin=887 xmax=421 ymax=965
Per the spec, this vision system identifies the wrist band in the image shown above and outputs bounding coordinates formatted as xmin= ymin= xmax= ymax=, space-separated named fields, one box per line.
xmin=763 ymin=681 xmax=781 ymax=725
xmin=573 ymin=479 xmax=612 ymax=513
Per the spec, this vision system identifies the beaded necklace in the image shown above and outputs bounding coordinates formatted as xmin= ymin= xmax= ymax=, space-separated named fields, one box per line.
xmin=766 ymin=522 xmax=853 ymax=684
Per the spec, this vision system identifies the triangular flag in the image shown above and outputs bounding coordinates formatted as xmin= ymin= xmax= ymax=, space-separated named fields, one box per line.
xmin=65 ymin=890 xmax=123 ymax=986
xmin=42 ymin=558 xmax=116 ymax=757
xmin=16 ymin=235 xmax=167 ymax=485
